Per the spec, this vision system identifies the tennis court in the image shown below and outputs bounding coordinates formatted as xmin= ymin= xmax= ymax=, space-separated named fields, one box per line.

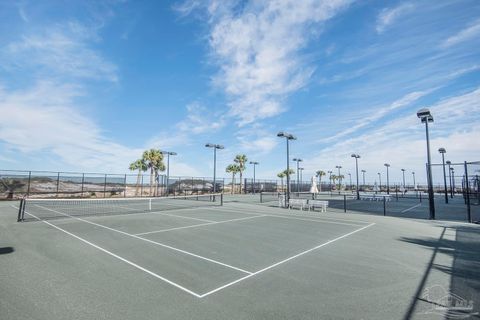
xmin=1 ymin=195 xmax=479 ymax=319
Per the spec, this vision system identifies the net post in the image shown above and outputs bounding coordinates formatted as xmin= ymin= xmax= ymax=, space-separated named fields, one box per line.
xmin=343 ymin=194 xmax=347 ymax=213
xmin=148 ymin=198 xmax=152 ymax=211
xmin=260 ymin=192 xmax=263 ymax=203
xmin=17 ymin=198 xmax=24 ymax=222
xmin=220 ymin=193 xmax=223 ymax=206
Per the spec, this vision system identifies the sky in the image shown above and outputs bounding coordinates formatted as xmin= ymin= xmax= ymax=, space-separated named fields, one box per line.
xmin=0 ymin=0 xmax=479 ymax=185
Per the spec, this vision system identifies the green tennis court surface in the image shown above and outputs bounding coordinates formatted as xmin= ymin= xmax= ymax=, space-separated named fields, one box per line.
xmin=1 ymin=197 xmax=479 ymax=319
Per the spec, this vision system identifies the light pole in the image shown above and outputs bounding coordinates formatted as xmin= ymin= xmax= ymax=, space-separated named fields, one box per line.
xmin=361 ymin=170 xmax=366 ymax=189
xmin=378 ymin=172 xmax=382 ymax=191
xmin=351 ymin=154 xmax=360 ymax=199
xmin=384 ymin=163 xmax=390 ymax=194
xmin=348 ymin=173 xmax=352 ymax=190
xmin=412 ymin=171 xmax=416 ymax=190
xmin=277 ymin=132 xmax=297 ymax=206
xmin=438 ymin=148 xmax=448 ymax=204
xmin=417 ymin=108 xmax=435 ymax=219
xmin=335 ymin=165 xmax=342 ymax=191
xmin=249 ymin=161 xmax=259 ymax=194
xmin=293 ymin=158 xmax=303 ymax=192
xmin=401 ymin=169 xmax=406 ymax=190
xmin=205 ymin=143 xmax=224 ymax=193
xmin=160 ymin=151 xmax=177 ymax=195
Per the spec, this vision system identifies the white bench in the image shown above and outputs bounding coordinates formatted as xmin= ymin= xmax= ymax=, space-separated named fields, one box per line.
xmin=308 ymin=200 xmax=329 ymax=212
xmin=288 ymin=198 xmax=308 ymax=210
xmin=360 ymin=194 xmax=392 ymax=201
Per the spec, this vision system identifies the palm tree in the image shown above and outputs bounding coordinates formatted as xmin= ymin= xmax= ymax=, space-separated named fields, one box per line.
xmin=330 ymin=174 xmax=338 ymax=190
xmin=142 ymin=149 xmax=165 ymax=196
xmin=234 ymin=154 xmax=248 ymax=193
xmin=129 ymin=159 xmax=147 ymax=196
xmin=338 ymin=174 xmax=345 ymax=190
xmin=282 ymin=168 xmax=295 ymax=192
xmin=277 ymin=172 xmax=286 ymax=192
xmin=226 ymin=164 xmax=240 ymax=194
xmin=316 ymin=170 xmax=326 ymax=192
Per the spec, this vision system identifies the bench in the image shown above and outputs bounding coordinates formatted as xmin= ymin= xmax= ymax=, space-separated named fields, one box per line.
xmin=360 ymin=194 xmax=392 ymax=201
xmin=308 ymin=200 xmax=329 ymax=212
xmin=288 ymin=198 xmax=308 ymax=210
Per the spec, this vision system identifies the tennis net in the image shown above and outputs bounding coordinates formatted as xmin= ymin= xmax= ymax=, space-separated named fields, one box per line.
xmin=17 ymin=193 xmax=223 ymax=222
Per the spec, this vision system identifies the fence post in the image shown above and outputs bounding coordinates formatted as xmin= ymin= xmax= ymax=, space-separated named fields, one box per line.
xmin=27 ymin=171 xmax=31 ymax=197
xmin=56 ymin=172 xmax=60 ymax=197
xmin=464 ymin=161 xmax=472 ymax=223
xmin=81 ymin=173 xmax=85 ymax=197
xmin=124 ymin=174 xmax=127 ymax=198
xmin=104 ymin=174 xmax=107 ymax=198
xmin=383 ymin=196 xmax=386 ymax=216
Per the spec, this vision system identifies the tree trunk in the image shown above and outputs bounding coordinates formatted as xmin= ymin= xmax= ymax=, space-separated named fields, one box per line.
xmin=149 ymin=168 xmax=154 ymax=196
xmin=319 ymin=176 xmax=322 ymax=192
xmin=239 ymin=171 xmax=243 ymax=194
xmin=231 ymin=172 xmax=234 ymax=194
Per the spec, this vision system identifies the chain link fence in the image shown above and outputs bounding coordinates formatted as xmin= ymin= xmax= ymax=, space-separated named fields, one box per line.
xmin=0 ymin=170 xmax=225 ymax=200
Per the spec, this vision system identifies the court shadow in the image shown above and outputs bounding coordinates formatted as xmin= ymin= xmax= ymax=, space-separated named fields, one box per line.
xmin=0 ymin=247 xmax=14 ymax=254
xmin=400 ymin=225 xmax=480 ymax=319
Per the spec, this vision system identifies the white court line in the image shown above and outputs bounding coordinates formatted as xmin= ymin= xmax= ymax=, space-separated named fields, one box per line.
xmin=145 ymin=211 xmax=215 ymax=223
xmin=34 ymin=205 xmax=253 ymax=275
xmin=13 ymin=206 xmax=202 ymax=298
xmin=198 ymin=222 xmax=376 ymax=298
xmin=135 ymin=215 xmax=266 ymax=236
xmin=111 ymin=204 xmax=217 ymax=223
xmin=401 ymin=203 xmax=422 ymax=213
xmin=208 ymin=206 xmax=367 ymax=227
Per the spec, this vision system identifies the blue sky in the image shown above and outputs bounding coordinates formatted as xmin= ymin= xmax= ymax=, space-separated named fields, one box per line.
xmin=1 ymin=0 xmax=479 ymax=185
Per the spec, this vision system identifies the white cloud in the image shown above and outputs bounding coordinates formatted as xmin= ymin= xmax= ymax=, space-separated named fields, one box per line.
xmin=304 ymin=88 xmax=480 ymax=183
xmin=176 ymin=102 xmax=226 ymax=134
xmin=4 ymin=22 xmax=117 ymax=82
xmin=320 ymin=89 xmax=433 ymax=143
xmin=441 ymin=18 xmax=480 ymax=48
xmin=198 ymin=0 xmax=353 ymax=125
xmin=376 ymin=3 xmax=415 ymax=34
xmin=0 ymin=81 xmax=141 ymax=172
